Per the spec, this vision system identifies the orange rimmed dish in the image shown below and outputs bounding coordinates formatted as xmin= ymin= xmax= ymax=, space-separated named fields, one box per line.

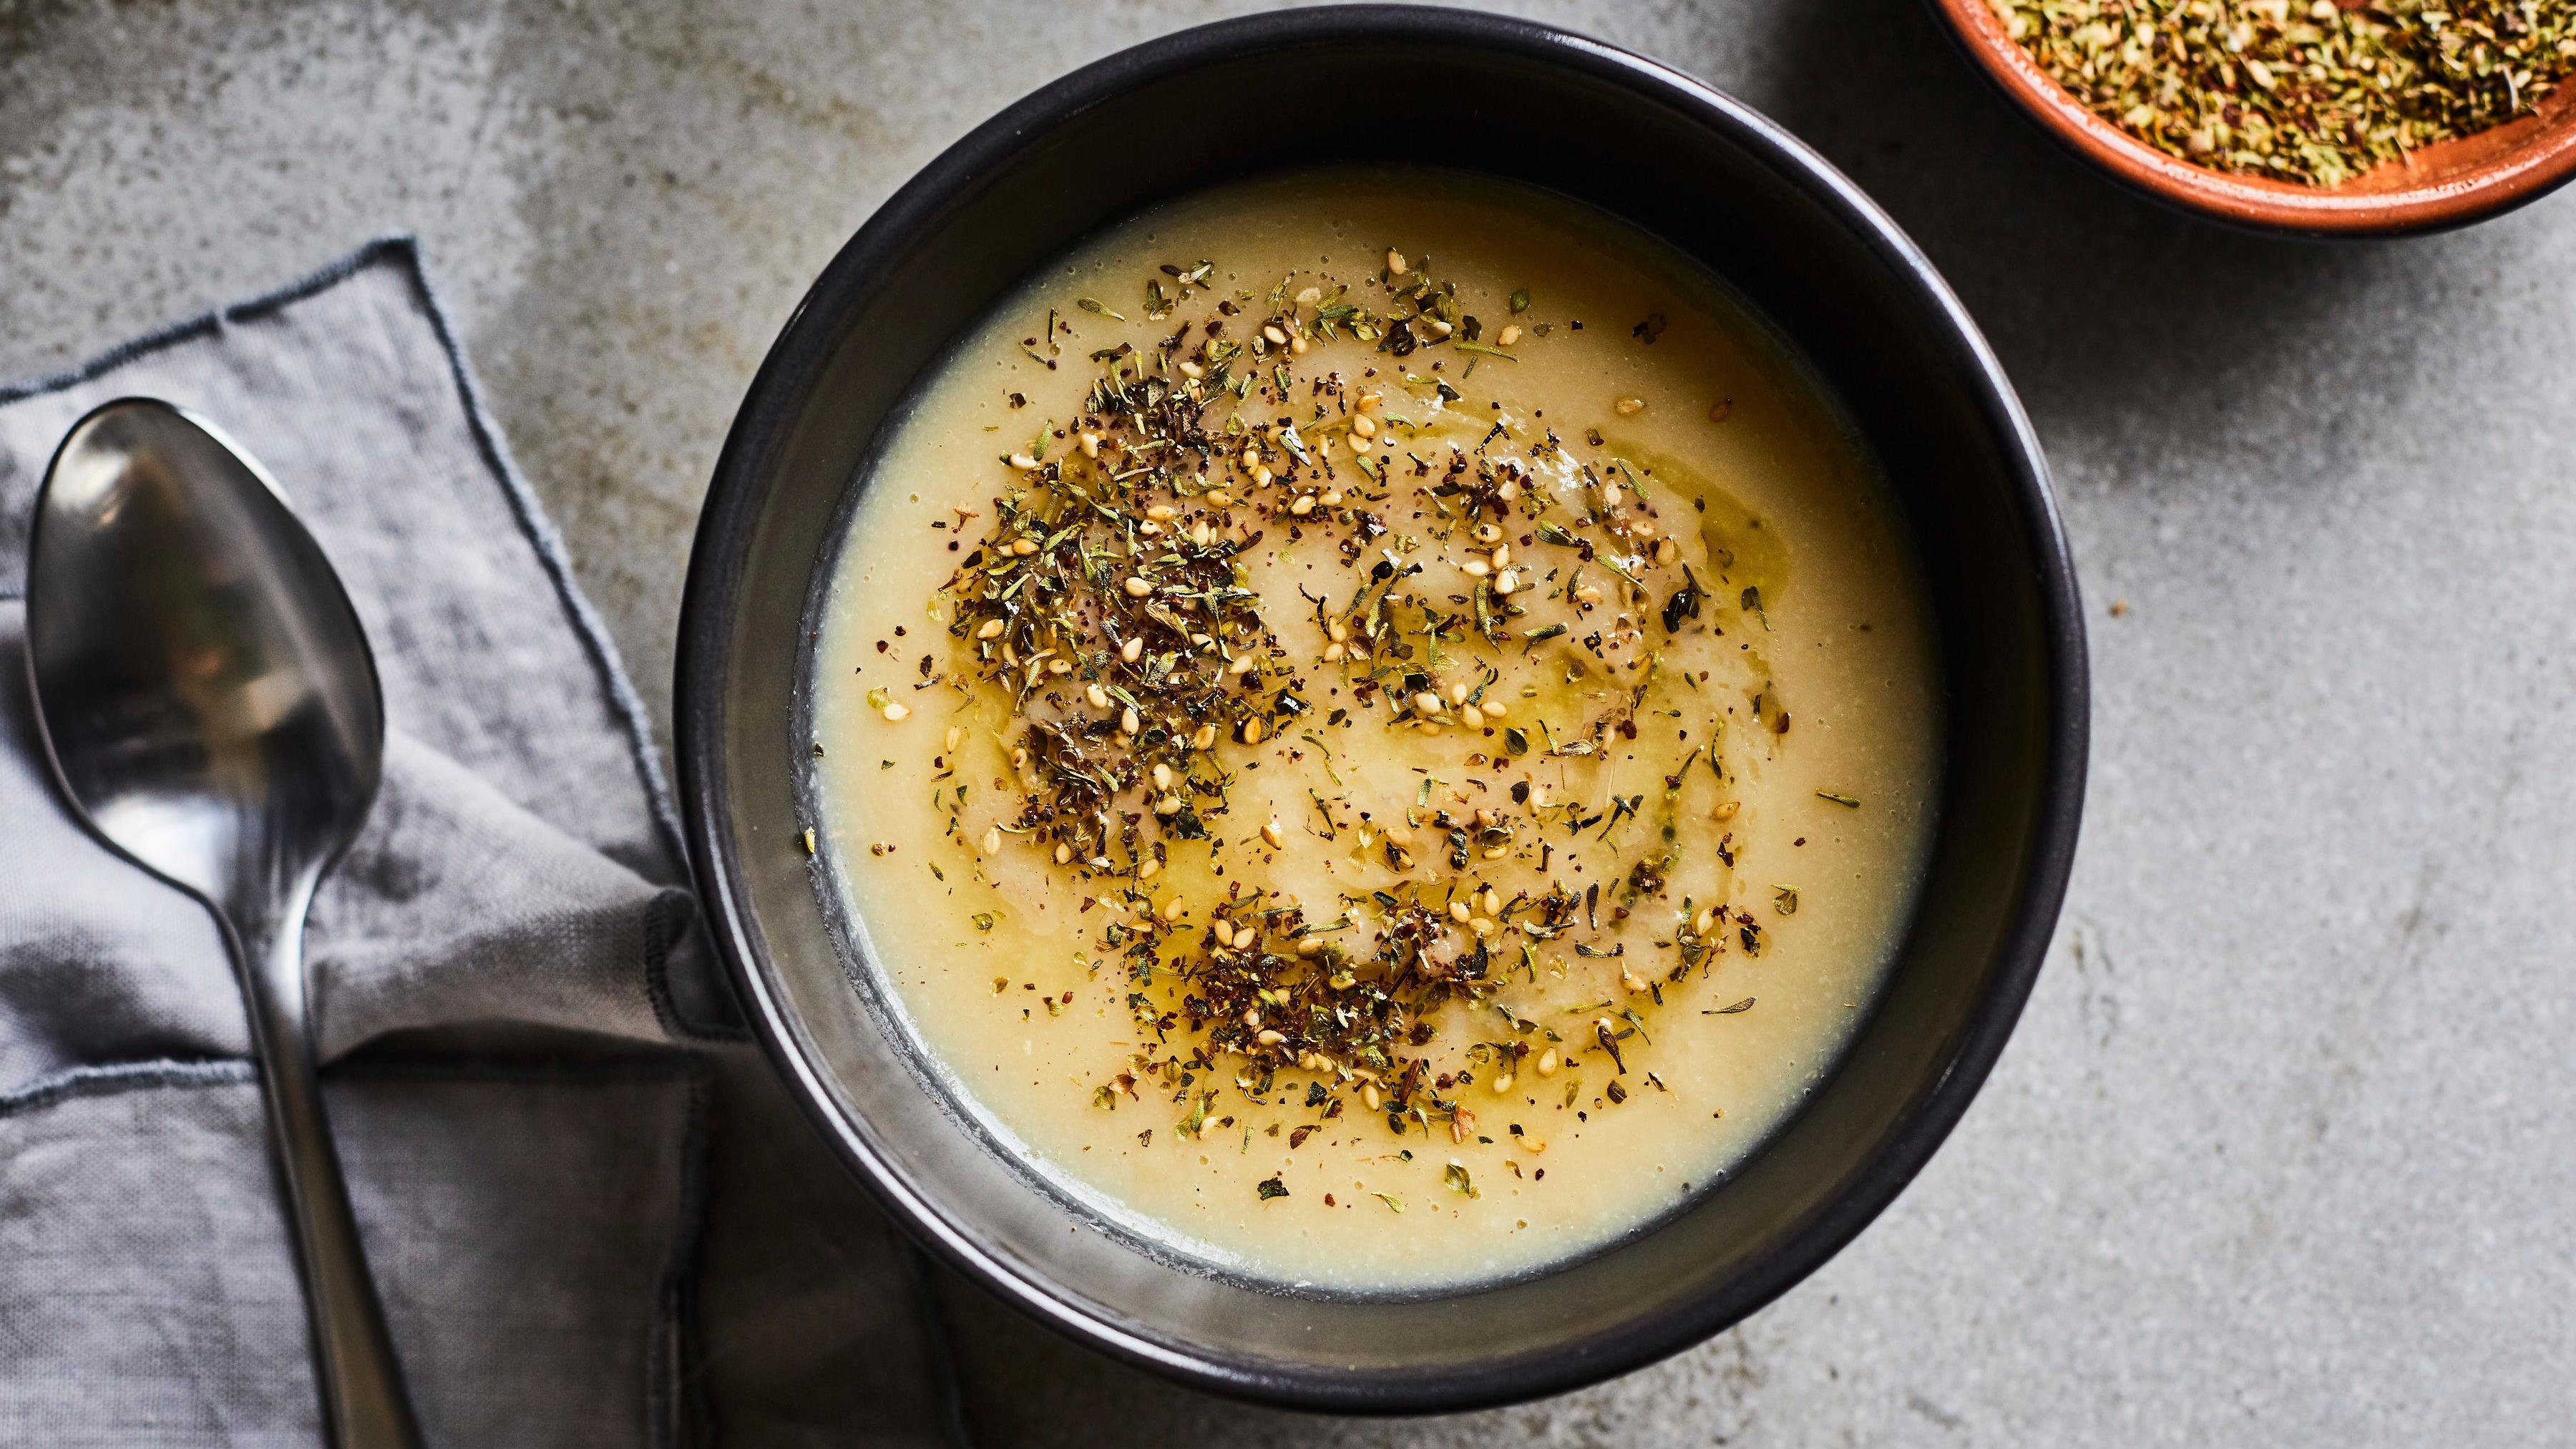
xmin=1930 ymin=0 xmax=2576 ymax=235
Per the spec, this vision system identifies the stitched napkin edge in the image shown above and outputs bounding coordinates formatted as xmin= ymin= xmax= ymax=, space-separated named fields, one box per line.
xmin=0 ymin=237 xmax=743 ymax=1045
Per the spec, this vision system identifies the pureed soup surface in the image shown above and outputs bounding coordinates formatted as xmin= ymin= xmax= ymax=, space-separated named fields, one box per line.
xmin=811 ymin=170 xmax=1939 ymax=1291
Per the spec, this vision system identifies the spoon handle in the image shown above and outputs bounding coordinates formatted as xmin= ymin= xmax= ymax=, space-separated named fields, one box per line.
xmin=225 ymin=887 xmax=424 ymax=1449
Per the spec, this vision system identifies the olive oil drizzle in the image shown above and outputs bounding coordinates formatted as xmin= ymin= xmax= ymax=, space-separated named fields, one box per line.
xmin=912 ymin=248 xmax=1820 ymax=1176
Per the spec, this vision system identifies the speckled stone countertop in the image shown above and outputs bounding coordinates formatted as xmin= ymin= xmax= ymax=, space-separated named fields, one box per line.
xmin=7 ymin=1 xmax=2572 ymax=1443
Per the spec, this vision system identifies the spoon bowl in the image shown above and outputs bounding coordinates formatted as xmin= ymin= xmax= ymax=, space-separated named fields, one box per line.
xmin=27 ymin=399 xmax=381 ymax=907
xmin=24 ymin=397 xmax=420 ymax=1448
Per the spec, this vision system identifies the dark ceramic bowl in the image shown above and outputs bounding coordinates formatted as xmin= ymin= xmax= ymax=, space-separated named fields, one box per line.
xmin=678 ymin=4 xmax=2085 ymax=1414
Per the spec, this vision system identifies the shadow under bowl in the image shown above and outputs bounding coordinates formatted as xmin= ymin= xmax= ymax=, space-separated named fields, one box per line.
xmin=1928 ymin=0 xmax=2576 ymax=237
xmin=677 ymin=4 xmax=2087 ymax=1415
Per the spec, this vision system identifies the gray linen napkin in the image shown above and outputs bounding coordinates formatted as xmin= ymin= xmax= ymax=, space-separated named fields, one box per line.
xmin=0 ymin=241 xmax=953 ymax=1447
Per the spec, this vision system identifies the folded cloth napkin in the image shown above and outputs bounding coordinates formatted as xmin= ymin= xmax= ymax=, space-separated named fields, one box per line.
xmin=0 ymin=242 xmax=956 ymax=1447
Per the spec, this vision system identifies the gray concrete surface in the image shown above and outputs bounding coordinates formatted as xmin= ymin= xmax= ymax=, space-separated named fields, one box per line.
xmin=8 ymin=0 xmax=2573 ymax=1443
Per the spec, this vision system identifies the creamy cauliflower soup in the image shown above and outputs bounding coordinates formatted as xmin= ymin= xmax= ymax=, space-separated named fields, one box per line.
xmin=807 ymin=170 xmax=1939 ymax=1290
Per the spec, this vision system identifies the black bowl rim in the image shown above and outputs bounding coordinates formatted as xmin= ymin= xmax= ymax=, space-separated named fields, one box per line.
xmin=677 ymin=2 xmax=2088 ymax=1415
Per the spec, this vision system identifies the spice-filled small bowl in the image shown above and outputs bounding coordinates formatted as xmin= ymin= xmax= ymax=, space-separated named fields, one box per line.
xmin=1931 ymin=0 xmax=2576 ymax=236
xmin=679 ymin=4 xmax=2085 ymax=1413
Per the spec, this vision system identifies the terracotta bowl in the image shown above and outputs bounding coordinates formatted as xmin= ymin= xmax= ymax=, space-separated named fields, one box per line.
xmin=1929 ymin=0 xmax=2576 ymax=235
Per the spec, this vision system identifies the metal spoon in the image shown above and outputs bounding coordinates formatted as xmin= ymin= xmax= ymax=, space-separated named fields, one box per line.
xmin=24 ymin=398 xmax=423 ymax=1448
